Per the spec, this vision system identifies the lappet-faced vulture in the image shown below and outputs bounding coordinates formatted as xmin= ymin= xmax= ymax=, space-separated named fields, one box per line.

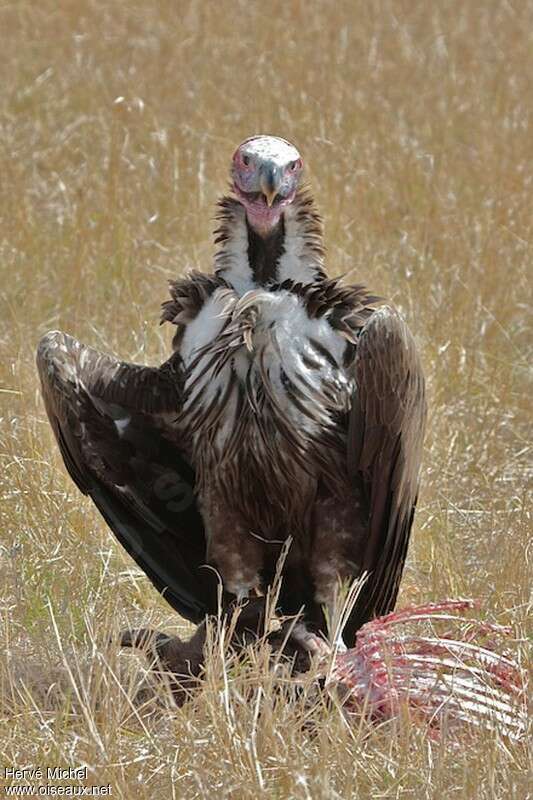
xmin=37 ymin=135 xmax=426 ymax=654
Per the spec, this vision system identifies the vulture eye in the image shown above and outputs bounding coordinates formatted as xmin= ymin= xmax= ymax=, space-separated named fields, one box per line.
xmin=242 ymin=154 xmax=250 ymax=166
xmin=289 ymin=161 xmax=297 ymax=171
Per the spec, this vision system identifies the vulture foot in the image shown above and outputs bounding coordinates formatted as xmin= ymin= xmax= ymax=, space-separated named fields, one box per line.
xmin=119 ymin=626 xmax=205 ymax=707
xmin=118 ymin=601 xmax=324 ymax=706
xmin=289 ymin=623 xmax=330 ymax=658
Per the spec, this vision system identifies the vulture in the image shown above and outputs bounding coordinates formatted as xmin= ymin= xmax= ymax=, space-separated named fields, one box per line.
xmin=37 ymin=135 xmax=426 ymax=657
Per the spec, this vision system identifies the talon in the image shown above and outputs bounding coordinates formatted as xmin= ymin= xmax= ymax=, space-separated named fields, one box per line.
xmin=292 ymin=624 xmax=331 ymax=658
xmin=333 ymin=636 xmax=347 ymax=654
xmin=118 ymin=627 xmax=175 ymax=657
xmin=119 ymin=627 xmax=155 ymax=650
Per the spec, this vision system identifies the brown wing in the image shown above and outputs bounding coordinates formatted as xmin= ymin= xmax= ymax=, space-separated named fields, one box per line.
xmin=36 ymin=331 xmax=216 ymax=622
xmin=345 ymin=306 xmax=427 ymax=639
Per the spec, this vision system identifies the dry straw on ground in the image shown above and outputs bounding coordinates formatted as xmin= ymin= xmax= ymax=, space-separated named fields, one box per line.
xmin=0 ymin=1 xmax=531 ymax=798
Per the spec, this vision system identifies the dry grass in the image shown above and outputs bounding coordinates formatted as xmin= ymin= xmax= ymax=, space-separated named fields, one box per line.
xmin=0 ymin=1 xmax=531 ymax=797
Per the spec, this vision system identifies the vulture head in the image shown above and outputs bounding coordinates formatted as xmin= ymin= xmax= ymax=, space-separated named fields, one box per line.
xmin=231 ymin=135 xmax=303 ymax=235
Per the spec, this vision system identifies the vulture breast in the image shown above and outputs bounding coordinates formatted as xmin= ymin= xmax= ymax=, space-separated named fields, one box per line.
xmin=177 ymin=286 xmax=355 ymax=524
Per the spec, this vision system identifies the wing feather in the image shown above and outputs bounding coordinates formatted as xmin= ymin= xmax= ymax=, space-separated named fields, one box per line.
xmin=36 ymin=331 xmax=215 ymax=622
xmin=345 ymin=306 xmax=426 ymax=637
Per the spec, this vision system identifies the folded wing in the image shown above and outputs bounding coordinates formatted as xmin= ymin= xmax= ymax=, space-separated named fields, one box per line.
xmin=345 ymin=307 xmax=426 ymax=639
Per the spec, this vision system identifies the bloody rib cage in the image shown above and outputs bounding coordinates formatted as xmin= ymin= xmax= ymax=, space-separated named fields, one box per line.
xmin=326 ymin=600 xmax=528 ymax=740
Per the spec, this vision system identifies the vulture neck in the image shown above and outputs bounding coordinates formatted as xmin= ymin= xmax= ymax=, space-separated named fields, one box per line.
xmin=246 ymin=218 xmax=286 ymax=287
xmin=214 ymin=191 xmax=326 ymax=295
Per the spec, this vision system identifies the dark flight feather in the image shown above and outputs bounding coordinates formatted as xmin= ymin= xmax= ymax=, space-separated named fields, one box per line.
xmin=36 ymin=331 xmax=216 ymax=622
xmin=344 ymin=307 xmax=426 ymax=639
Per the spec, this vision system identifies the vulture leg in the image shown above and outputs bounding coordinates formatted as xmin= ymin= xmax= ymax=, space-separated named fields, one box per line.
xmin=310 ymin=489 xmax=369 ymax=647
xmin=201 ymin=486 xmax=265 ymax=601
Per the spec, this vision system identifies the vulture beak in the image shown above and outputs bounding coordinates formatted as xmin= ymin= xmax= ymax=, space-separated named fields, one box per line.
xmin=260 ymin=165 xmax=282 ymax=207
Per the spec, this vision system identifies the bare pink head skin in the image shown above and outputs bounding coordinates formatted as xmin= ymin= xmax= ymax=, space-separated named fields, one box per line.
xmin=231 ymin=135 xmax=304 ymax=237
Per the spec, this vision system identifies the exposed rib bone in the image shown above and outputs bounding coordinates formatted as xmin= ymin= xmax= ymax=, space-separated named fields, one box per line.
xmin=325 ymin=600 xmax=528 ymax=740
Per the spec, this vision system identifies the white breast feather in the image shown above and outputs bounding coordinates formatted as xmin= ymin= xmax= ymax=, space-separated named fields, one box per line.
xmin=180 ymin=288 xmax=352 ymax=451
xmin=180 ymin=290 xmax=235 ymax=416
xmin=243 ymin=291 xmax=351 ymax=429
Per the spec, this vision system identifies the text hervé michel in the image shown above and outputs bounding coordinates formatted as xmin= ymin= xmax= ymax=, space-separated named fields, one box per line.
xmin=4 ymin=767 xmax=88 ymax=781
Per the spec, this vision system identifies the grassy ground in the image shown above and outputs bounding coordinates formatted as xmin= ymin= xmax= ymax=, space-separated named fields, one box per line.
xmin=0 ymin=1 xmax=531 ymax=797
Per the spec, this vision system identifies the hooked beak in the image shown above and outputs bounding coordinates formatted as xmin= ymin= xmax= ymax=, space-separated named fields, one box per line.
xmin=260 ymin=166 xmax=282 ymax=207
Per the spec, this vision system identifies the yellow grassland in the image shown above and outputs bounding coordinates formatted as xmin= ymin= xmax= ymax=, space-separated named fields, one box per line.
xmin=0 ymin=2 xmax=531 ymax=797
